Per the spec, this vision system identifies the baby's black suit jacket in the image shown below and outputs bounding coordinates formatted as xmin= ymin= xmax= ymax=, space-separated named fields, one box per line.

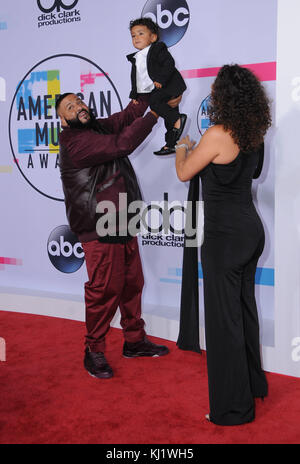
xmin=127 ymin=41 xmax=186 ymax=100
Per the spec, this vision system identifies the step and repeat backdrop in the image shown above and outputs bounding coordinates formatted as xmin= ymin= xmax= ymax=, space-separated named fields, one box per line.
xmin=0 ymin=0 xmax=298 ymax=376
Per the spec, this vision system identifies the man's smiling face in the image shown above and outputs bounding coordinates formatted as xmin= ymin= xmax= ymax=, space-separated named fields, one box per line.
xmin=58 ymin=93 xmax=92 ymax=128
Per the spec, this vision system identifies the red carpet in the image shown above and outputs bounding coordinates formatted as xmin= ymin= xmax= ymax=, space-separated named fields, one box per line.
xmin=0 ymin=310 xmax=300 ymax=445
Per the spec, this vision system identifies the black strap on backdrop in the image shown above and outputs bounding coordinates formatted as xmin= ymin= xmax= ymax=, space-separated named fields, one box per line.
xmin=176 ymin=174 xmax=201 ymax=354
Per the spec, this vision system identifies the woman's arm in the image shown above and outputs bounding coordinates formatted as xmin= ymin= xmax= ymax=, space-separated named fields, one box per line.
xmin=175 ymin=126 xmax=224 ymax=182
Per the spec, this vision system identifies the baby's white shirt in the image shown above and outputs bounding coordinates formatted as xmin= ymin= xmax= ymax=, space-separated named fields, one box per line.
xmin=135 ymin=45 xmax=154 ymax=93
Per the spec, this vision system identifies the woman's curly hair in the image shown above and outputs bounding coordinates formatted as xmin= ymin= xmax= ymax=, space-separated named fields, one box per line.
xmin=208 ymin=64 xmax=272 ymax=152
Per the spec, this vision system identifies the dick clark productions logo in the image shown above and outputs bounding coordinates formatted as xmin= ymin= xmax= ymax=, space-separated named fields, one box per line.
xmin=37 ymin=0 xmax=79 ymax=13
xmin=36 ymin=0 xmax=81 ymax=28
xmin=142 ymin=0 xmax=190 ymax=47
xmin=9 ymin=53 xmax=122 ymax=201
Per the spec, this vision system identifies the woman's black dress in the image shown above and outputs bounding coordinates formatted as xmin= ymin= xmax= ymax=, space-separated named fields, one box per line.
xmin=200 ymin=145 xmax=268 ymax=425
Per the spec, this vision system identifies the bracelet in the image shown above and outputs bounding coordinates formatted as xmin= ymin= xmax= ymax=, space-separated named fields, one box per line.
xmin=175 ymin=143 xmax=188 ymax=150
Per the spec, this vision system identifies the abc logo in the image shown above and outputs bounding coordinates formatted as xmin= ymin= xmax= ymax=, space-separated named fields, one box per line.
xmin=47 ymin=225 xmax=84 ymax=273
xmin=142 ymin=0 xmax=190 ymax=47
xmin=197 ymin=94 xmax=212 ymax=135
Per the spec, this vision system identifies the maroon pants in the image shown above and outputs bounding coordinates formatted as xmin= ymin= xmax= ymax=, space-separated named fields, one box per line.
xmin=82 ymin=237 xmax=146 ymax=352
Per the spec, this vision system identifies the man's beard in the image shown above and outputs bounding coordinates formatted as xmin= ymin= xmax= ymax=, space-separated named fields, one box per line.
xmin=66 ymin=109 xmax=96 ymax=129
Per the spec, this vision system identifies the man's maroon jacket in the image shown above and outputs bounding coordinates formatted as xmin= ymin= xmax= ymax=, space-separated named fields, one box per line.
xmin=58 ymin=97 xmax=157 ymax=243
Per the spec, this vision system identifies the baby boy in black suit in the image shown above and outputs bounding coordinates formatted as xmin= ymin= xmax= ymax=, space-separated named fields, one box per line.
xmin=127 ymin=17 xmax=187 ymax=156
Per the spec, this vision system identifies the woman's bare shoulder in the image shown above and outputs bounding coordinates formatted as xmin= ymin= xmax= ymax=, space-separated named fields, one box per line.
xmin=204 ymin=124 xmax=228 ymax=139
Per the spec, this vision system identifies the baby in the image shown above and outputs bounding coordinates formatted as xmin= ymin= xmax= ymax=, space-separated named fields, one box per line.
xmin=127 ymin=17 xmax=187 ymax=156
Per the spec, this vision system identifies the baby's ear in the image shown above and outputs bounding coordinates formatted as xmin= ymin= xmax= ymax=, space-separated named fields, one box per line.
xmin=151 ymin=33 xmax=158 ymax=43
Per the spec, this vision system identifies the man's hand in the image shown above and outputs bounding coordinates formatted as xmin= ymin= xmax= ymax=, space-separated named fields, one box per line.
xmin=167 ymin=95 xmax=182 ymax=108
xmin=150 ymin=110 xmax=159 ymax=118
xmin=153 ymin=81 xmax=162 ymax=89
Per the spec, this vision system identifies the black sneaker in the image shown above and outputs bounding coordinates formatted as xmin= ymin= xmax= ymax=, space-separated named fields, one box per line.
xmin=123 ymin=337 xmax=169 ymax=358
xmin=84 ymin=348 xmax=113 ymax=379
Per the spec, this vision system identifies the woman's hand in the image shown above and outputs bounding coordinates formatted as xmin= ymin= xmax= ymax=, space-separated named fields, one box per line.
xmin=176 ymin=126 xmax=224 ymax=182
xmin=177 ymin=135 xmax=196 ymax=152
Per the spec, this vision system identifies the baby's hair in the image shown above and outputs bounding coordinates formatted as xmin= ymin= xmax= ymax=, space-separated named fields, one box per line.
xmin=129 ymin=17 xmax=159 ymax=40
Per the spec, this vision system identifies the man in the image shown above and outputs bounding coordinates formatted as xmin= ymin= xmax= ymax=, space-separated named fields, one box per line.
xmin=56 ymin=92 xmax=180 ymax=379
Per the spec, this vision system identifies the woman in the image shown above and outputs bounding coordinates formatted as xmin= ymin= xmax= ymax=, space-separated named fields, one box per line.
xmin=175 ymin=64 xmax=271 ymax=426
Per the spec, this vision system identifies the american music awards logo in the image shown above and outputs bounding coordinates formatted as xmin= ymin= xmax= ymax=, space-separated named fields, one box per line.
xmin=36 ymin=0 xmax=81 ymax=28
xmin=8 ymin=53 xmax=123 ymax=201
xmin=197 ymin=94 xmax=212 ymax=135
xmin=0 ymin=16 xmax=8 ymax=31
